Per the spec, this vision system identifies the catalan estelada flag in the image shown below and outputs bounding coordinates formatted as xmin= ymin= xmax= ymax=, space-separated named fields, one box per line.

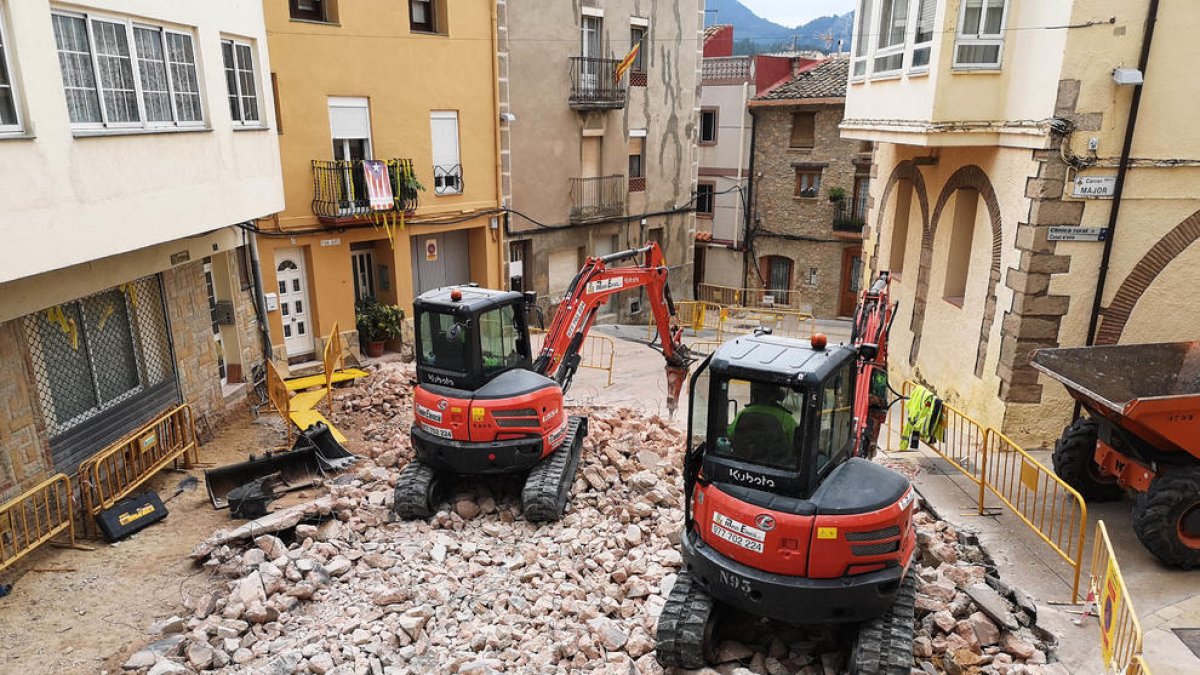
xmin=614 ymin=42 xmax=641 ymax=84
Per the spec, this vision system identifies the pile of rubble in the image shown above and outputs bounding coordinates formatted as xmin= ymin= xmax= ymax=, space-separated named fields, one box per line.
xmin=120 ymin=363 xmax=1068 ymax=674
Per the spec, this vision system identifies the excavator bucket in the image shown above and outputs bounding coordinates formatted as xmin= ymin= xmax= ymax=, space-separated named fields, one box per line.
xmin=665 ymin=365 xmax=689 ymax=416
xmin=204 ymin=422 xmax=358 ymax=509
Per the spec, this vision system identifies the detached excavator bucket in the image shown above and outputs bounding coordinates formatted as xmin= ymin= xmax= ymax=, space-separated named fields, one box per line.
xmin=665 ymin=365 xmax=689 ymax=415
xmin=205 ymin=422 xmax=358 ymax=509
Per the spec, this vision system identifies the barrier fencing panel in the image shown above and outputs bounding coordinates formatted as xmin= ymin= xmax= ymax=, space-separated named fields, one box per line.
xmin=717 ymin=307 xmax=815 ymax=341
xmin=79 ymin=404 xmax=197 ymax=527
xmin=0 ymin=474 xmax=75 ymax=574
xmin=322 ymin=322 xmax=344 ymax=417
xmin=696 ymin=283 xmax=805 ymax=309
xmin=1091 ymin=520 xmax=1145 ymax=673
xmin=1128 ymin=656 xmax=1151 ymax=675
xmin=892 ymin=380 xmax=1086 ymax=602
xmin=529 ymin=329 xmax=615 ymax=386
xmin=982 ymin=428 xmax=1087 ymax=601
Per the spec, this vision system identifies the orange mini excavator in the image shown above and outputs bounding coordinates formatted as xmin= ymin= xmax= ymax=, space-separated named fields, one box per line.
xmin=656 ymin=273 xmax=920 ymax=674
xmin=393 ymin=242 xmax=692 ymax=522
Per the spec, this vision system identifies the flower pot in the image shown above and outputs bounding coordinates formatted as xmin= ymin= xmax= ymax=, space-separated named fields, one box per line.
xmin=364 ymin=340 xmax=386 ymax=358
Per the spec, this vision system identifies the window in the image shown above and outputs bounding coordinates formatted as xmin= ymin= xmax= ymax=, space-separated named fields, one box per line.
xmin=628 ymin=136 xmax=645 ymax=192
xmin=222 ymin=38 xmax=260 ymax=125
xmin=0 ymin=7 xmax=22 ymax=132
xmin=943 ymin=189 xmax=979 ymax=304
xmin=816 ymin=363 xmax=854 ymax=476
xmin=329 ymin=97 xmax=371 ymax=211
xmin=52 ymin=12 xmax=203 ymax=129
xmin=696 ymin=182 xmax=715 ymax=216
xmin=431 ymin=110 xmax=463 ymax=195
xmin=418 ymin=311 xmax=467 ymax=373
xmin=764 ymin=256 xmax=794 ymax=300
xmin=203 ymin=259 xmax=227 ymax=385
xmin=290 ymin=0 xmax=328 ymax=22
xmin=911 ymin=0 xmax=936 ymax=68
xmin=874 ymin=0 xmax=910 ymax=74
xmin=479 ymin=305 xmax=523 ymax=377
xmin=630 ymin=25 xmax=646 ymax=72
xmin=955 ymin=0 xmax=1008 ymax=68
xmin=851 ymin=0 xmax=874 ymax=78
xmin=410 ymin=0 xmax=439 ymax=33
xmin=712 ymin=376 xmax=805 ymax=472
xmin=794 ymin=168 xmax=822 ymax=198
xmin=888 ymin=180 xmax=913 ymax=274
xmin=789 ymin=112 xmax=815 ymax=148
xmin=699 ymin=108 xmax=717 ymax=144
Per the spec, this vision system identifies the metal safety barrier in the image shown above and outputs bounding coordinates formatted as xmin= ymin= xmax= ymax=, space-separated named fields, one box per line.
xmin=888 ymin=380 xmax=1087 ymax=601
xmin=530 ymin=329 xmax=615 ymax=386
xmin=1091 ymin=520 xmax=1146 ymax=673
xmin=0 ymin=474 xmax=75 ymax=574
xmin=1128 ymin=655 xmax=1152 ymax=675
xmin=646 ymin=301 xmax=724 ymax=339
xmin=718 ymin=306 xmax=815 ymax=341
xmin=983 ymin=428 xmax=1088 ymax=602
xmin=696 ymin=282 xmax=804 ymax=309
xmin=78 ymin=404 xmax=197 ymax=527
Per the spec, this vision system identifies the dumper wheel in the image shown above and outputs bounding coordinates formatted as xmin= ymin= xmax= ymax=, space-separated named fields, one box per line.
xmin=1052 ymin=418 xmax=1121 ymax=501
xmin=654 ymin=571 xmax=718 ymax=669
xmin=392 ymin=460 xmax=445 ymax=520
xmin=1133 ymin=468 xmax=1200 ymax=569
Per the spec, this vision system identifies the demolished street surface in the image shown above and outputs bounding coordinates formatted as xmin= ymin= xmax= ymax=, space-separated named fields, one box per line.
xmin=126 ymin=363 xmax=1070 ymax=674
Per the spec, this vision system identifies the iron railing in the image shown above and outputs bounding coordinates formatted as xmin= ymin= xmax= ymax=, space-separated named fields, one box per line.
xmin=433 ymin=164 xmax=463 ymax=195
xmin=312 ymin=158 xmax=420 ymax=219
xmin=570 ymin=175 xmax=626 ymax=222
xmin=833 ymin=197 xmax=867 ymax=233
xmin=628 ymin=176 xmax=646 ymax=193
xmin=569 ymin=57 xmax=626 ymax=109
xmin=702 ymin=56 xmax=752 ymax=82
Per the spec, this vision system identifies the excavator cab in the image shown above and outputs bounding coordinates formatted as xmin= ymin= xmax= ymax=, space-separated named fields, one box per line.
xmin=412 ymin=286 xmax=535 ymax=391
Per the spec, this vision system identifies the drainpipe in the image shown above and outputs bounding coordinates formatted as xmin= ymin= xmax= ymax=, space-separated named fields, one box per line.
xmin=733 ymin=80 xmax=750 ymax=250
xmin=491 ymin=0 xmax=507 ymax=287
xmin=742 ymin=109 xmax=759 ymax=290
xmin=246 ymin=226 xmax=273 ymax=364
xmin=1076 ymin=0 xmax=1158 ymax=417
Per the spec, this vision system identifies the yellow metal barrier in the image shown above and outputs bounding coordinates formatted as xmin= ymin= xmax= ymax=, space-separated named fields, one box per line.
xmin=982 ymin=428 xmax=1087 ymax=601
xmin=1091 ymin=520 xmax=1145 ymax=673
xmin=530 ymin=329 xmax=615 ymax=386
xmin=79 ymin=404 xmax=197 ymax=525
xmin=0 ymin=474 xmax=75 ymax=574
xmin=719 ymin=306 xmax=815 ymax=341
xmin=891 ymin=380 xmax=1087 ymax=602
xmin=697 ymin=283 xmax=804 ymax=309
xmin=1128 ymin=655 xmax=1151 ymax=675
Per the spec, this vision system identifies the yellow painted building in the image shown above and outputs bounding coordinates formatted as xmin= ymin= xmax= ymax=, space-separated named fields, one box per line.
xmin=258 ymin=0 xmax=503 ymax=364
xmin=843 ymin=0 xmax=1200 ymax=446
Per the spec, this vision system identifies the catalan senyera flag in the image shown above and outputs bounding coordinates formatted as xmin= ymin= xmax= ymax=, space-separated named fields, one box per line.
xmin=614 ymin=42 xmax=641 ymax=84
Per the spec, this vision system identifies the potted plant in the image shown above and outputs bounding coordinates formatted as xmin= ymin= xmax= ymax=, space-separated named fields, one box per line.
xmin=827 ymin=186 xmax=846 ymax=203
xmin=355 ymin=298 xmax=405 ymax=357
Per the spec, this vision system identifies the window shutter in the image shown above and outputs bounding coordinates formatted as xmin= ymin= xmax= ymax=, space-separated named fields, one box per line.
xmin=329 ymin=98 xmax=370 ymax=139
xmin=790 ymin=113 xmax=815 ymax=148
xmin=430 ymin=111 xmax=460 ymax=167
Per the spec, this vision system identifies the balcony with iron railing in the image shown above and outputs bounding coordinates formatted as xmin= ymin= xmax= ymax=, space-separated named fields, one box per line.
xmin=570 ymin=175 xmax=626 ymax=223
xmin=569 ymin=57 xmax=626 ymax=110
xmin=832 ymin=196 xmax=868 ymax=235
xmin=312 ymin=159 xmax=420 ymax=221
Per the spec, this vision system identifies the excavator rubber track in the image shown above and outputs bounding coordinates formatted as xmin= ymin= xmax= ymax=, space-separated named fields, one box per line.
xmin=849 ymin=570 xmax=917 ymax=675
xmin=392 ymin=460 xmax=446 ymax=520
xmin=521 ymin=416 xmax=588 ymax=522
xmin=654 ymin=570 xmax=717 ymax=669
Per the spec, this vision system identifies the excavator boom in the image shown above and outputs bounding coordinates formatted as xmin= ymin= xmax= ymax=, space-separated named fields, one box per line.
xmin=850 ymin=272 xmax=897 ymax=457
xmin=532 ymin=242 xmax=692 ymax=412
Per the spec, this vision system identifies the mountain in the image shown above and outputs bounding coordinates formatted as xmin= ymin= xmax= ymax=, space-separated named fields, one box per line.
xmin=705 ymin=0 xmax=854 ymax=55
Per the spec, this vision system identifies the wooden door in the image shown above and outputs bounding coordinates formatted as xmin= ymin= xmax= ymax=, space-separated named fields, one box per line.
xmin=838 ymin=246 xmax=863 ymax=317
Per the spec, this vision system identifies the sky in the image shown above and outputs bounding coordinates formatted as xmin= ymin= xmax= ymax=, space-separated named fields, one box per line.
xmin=741 ymin=0 xmax=855 ymax=27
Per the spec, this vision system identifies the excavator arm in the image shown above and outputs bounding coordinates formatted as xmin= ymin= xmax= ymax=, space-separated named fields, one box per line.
xmin=532 ymin=242 xmax=692 ymax=412
xmin=851 ymin=271 xmax=898 ymax=458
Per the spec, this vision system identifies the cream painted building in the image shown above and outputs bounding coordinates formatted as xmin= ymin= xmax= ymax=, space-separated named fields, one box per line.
xmin=499 ymin=0 xmax=703 ymax=322
xmin=843 ymin=0 xmax=1199 ymax=445
xmin=0 ymin=0 xmax=282 ymax=500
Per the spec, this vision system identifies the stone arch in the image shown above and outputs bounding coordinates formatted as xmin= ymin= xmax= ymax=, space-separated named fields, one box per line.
xmin=910 ymin=165 xmax=1003 ymax=377
xmin=869 ymin=160 xmax=930 ymax=276
xmin=1095 ymin=209 xmax=1200 ymax=345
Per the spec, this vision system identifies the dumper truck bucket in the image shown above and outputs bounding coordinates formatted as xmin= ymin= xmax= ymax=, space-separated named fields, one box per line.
xmin=205 ymin=422 xmax=358 ymax=509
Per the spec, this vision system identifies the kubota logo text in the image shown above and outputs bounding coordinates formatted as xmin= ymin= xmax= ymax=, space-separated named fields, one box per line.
xmin=728 ymin=468 xmax=775 ymax=489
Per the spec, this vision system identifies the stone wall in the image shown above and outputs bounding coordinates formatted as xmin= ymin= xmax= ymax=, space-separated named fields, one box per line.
xmin=750 ymin=103 xmax=866 ymax=317
xmin=164 ymin=261 xmax=225 ymax=423
xmin=0 ymin=320 xmax=53 ymax=503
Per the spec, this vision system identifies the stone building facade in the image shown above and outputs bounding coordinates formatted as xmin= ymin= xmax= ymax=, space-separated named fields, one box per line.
xmin=747 ymin=58 xmax=870 ymax=318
